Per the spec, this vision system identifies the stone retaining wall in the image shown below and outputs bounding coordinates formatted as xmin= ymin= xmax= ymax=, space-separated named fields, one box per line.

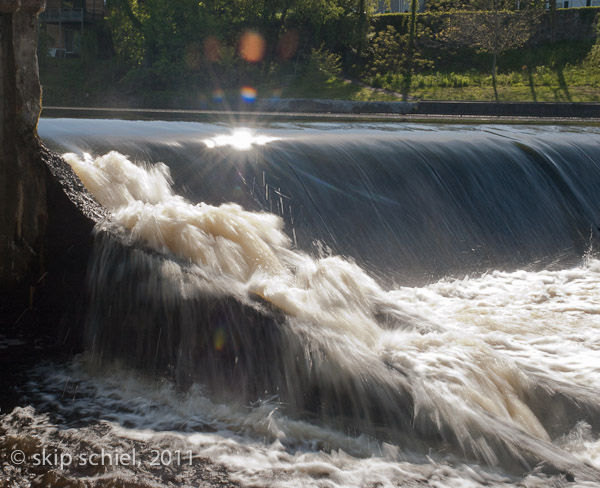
xmin=374 ymin=8 xmax=600 ymax=44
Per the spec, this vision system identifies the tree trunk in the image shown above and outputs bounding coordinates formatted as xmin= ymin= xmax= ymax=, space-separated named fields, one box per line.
xmin=357 ymin=0 xmax=367 ymax=56
xmin=492 ymin=49 xmax=499 ymax=102
xmin=402 ymin=0 xmax=418 ymax=102
xmin=549 ymin=0 xmax=557 ymax=44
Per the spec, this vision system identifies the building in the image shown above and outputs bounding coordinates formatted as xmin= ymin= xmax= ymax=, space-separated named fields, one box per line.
xmin=39 ymin=0 xmax=105 ymax=56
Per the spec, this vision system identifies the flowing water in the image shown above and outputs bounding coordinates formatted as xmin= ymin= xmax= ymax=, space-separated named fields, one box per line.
xmin=3 ymin=119 xmax=600 ymax=487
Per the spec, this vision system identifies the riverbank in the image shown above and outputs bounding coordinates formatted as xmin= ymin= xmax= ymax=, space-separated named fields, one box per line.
xmin=39 ymin=34 xmax=600 ymax=109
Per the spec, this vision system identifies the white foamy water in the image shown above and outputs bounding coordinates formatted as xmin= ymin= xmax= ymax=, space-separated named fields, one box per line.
xmin=3 ymin=146 xmax=599 ymax=487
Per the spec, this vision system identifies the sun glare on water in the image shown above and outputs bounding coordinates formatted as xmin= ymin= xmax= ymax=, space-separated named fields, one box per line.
xmin=204 ymin=129 xmax=279 ymax=150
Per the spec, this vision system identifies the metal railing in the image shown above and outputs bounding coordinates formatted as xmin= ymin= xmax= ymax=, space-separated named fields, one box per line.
xmin=39 ymin=8 xmax=104 ymax=23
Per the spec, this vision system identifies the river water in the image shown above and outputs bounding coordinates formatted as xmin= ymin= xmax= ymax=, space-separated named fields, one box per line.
xmin=2 ymin=119 xmax=599 ymax=487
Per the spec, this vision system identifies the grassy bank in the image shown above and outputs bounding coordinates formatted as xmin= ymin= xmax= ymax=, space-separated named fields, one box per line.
xmin=372 ymin=65 xmax=600 ymax=102
xmin=366 ymin=40 xmax=600 ymax=102
xmin=39 ymin=40 xmax=600 ymax=107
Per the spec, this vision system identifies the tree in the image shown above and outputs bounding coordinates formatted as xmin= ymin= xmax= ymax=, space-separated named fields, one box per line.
xmin=439 ymin=0 xmax=542 ymax=101
xmin=107 ymin=0 xmax=228 ymax=88
xmin=548 ymin=0 xmax=557 ymax=44
xmin=369 ymin=26 xmax=408 ymax=75
xmin=587 ymin=20 xmax=600 ymax=66
xmin=368 ymin=24 xmax=432 ymax=89
xmin=106 ymin=0 xmax=380 ymax=91
xmin=402 ymin=0 xmax=419 ymax=101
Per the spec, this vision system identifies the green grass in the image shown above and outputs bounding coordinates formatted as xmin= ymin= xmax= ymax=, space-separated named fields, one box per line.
xmin=281 ymin=75 xmax=401 ymax=101
xmin=388 ymin=66 xmax=598 ymax=102
xmin=40 ymin=39 xmax=600 ymax=107
xmin=366 ymin=66 xmax=600 ymax=102
xmin=364 ymin=43 xmax=600 ymax=102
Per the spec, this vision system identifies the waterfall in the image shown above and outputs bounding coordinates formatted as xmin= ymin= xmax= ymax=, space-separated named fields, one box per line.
xmin=30 ymin=119 xmax=600 ymax=484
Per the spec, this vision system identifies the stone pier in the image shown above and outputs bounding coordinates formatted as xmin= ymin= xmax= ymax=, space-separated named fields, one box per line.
xmin=0 ymin=0 xmax=47 ymax=301
xmin=0 ymin=0 xmax=105 ymax=344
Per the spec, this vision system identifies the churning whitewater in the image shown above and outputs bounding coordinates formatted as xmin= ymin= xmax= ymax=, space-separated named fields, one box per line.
xmin=3 ymin=120 xmax=600 ymax=487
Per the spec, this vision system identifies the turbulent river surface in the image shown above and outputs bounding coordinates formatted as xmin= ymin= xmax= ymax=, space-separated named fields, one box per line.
xmin=2 ymin=119 xmax=600 ymax=487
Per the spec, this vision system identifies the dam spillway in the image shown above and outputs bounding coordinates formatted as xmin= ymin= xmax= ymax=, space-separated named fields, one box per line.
xmin=3 ymin=119 xmax=599 ymax=487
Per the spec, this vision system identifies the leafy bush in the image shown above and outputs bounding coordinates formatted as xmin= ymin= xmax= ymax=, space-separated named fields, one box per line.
xmin=368 ymin=26 xmax=409 ymax=75
xmin=586 ymin=20 xmax=600 ymax=66
xmin=305 ymin=46 xmax=342 ymax=79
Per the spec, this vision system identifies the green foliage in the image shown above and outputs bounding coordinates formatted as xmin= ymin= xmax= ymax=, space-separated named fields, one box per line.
xmin=368 ymin=26 xmax=407 ymax=75
xmin=107 ymin=0 xmax=145 ymax=68
xmin=367 ymin=25 xmax=432 ymax=76
xmin=37 ymin=26 xmax=54 ymax=67
xmin=38 ymin=39 xmax=600 ymax=105
xmin=437 ymin=0 xmax=543 ymax=100
xmin=587 ymin=17 xmax=600 ymax=65
xmin=438 ymin=2 xmax=543 ymax=55
xmin=357 ymin=37 xmax=600 ymax=102
xmin=425 ymin=0 xmax=471 ymax=11
xmin=303 ymin=46 xmax=342 ymax=80
xmin=103 ymin=0 xmax=380 ymax=91
xmin=41 ymin=0 xmax=599 ymax=105
xmin=80 ymin=30 xmax=99 ymax=68
xmin=425 ymin=0 xmax=548 ymax=11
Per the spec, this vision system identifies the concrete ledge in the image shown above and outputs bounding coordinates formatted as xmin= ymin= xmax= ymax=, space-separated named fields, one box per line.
xmin=417 ymin=101 xmax=600 ymax=118
xmin=261 ymin=98 xmax=417 ymax=114
xmin=42 ymin=100 xmax=600 ymax=120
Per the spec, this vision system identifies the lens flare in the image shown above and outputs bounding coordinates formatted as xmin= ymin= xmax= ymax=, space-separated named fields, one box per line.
xmin=212 ymin=89 xmax=224 ymax=102
xmin=239 ymin=31 xmax=265 ymax=63
xmin=270 ymin=88 xmax=282 ymax=100
xmin=203 ymin=129 xmax=279 ymax=151
xmin=240 ymin=86 xmax=257 ymax=103
xmin=213 ymin=327 xmax=226 ymax=351
xmin=203 ymin=36 xmax=221 ymax=63
xmin=277 ymin=29 xmax=299 ymax=61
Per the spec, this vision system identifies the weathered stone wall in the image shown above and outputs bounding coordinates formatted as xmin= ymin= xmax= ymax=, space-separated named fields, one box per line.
xmin=1 ymin=0 xmax=106 ymax=339
xmin=0 ymin=0 xmax=47 ymax=302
